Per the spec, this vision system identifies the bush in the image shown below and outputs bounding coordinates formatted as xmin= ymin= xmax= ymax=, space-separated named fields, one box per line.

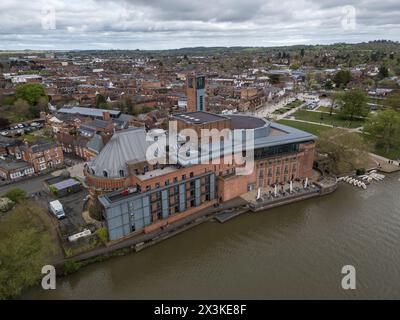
xmin=88 ymin=203 xmax=103 ymax=221
xmin=63 ymin=259 xmax=81 ymax=275
xmin=96 ymin=227 xmax=109 ymax=244
xmin=356 ymin=168 xmax=366 ymax=176
xmin=5 ymin=188 xmax=27 ymax=203
xmin=49 ymin=185 xmax=58 ymax=196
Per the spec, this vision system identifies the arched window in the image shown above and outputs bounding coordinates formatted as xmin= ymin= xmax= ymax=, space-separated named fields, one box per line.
xmin=119 ymin=169 xmax=125 ymax=177
xmin=103 ymin=170 xmax=108 ymax=178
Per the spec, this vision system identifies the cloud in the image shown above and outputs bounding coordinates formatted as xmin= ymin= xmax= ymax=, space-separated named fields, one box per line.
xmin=0 ymin=0 xmax=399 ymax=50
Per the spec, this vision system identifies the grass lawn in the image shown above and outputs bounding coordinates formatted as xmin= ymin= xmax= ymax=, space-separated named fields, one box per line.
xmin=277 ymin=119 xmax=332 ymax=136
xmin=17 ymin=133 xmax=53 ymax=143
xmin=0 ymin=200 xmax=62 ymax=298
xmin=273 ymin=100 xmax=304 ymax=114
xmin=292 ymin=109 xmax=365 ymax=128
xmin=316 ymin=106 xmax=338 ymax=113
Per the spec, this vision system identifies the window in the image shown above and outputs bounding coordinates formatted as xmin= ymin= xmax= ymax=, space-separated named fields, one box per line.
xmin=119 ymin=170 xmax=125 ymax=177
xmin=103 ymin=170 xmax=108 ymax=178
xmin=199 ymin=95 xmax=204 ymax=111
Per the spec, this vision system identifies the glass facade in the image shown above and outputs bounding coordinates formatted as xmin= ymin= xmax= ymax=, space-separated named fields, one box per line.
xmin=104 ymin=172 xmax=216 ymax=240
xmin=254 ymin=143 xmax=300 ymax=160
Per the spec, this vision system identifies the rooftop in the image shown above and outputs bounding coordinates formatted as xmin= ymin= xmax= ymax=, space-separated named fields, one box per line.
xmin=58 ymin=106 xmax=121 ymax=118
xmin=172 ymin=111 xmax=227 ymax=124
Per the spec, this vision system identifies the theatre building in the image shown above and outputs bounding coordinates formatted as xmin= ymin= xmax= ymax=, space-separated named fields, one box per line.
xmin=84 ymin=111 xmax=316 ymax=241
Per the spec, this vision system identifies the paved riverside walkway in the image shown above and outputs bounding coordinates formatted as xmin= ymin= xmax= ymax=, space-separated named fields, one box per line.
xmin=368 ymin=153 xmax=400 ymax=173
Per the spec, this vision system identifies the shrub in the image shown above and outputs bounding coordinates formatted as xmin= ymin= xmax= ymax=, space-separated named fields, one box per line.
xmin=96 ymin=227 xmax=109 ymax=244
xmin=49 ymin=185 xmax=58 ymax=196
xmin=4 ymin=188 xmax=27 ymax=203
xmin=356 ymin=168 xmax=366 ymax=176
xmin=63 ymin=259 xmax=81 ymax=275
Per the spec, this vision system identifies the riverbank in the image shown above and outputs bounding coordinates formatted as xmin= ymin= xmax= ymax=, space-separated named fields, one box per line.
xmin=24 ymin=171 xmax=400 ymax=299
xmin=55 ymin=175 xmax=337 ymax=274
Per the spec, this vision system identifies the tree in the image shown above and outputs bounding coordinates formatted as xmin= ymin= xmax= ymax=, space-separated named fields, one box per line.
xmin=37 ymin=96 xmax=49 ymax=112
xmin=333 ymin=70 xmax=352 ymax=88
xmin=384 ymin=91 xmax=400 ymax=111
xmin=305 ymin=71 xmax=315 ymax=91
xmin=5 ymin=188 xmax=27 ymax=203
xmin=324 ymin=79 xmax=334 ymax=90
xmin=0 ymin=201 xmax=57 ymax=299
xmin=14 ymin=98 xmax=31 ymax=118
xmin=338 ymin=89 xmax=369 ymax=120
xmin=363 ymin=109 xmax=400 ymax=154
xmin=95 ymin=94 xmax=107 ymax=108
xmin=28 ymin=105 xmax=41 ymax=118
xmin=330 ymin=91 xmax=343 ymax=116
xmin=316 ymin=129 xmax=370 ymax=174
xmin=15 ymin=83 xmax=47 ymax=106
xmin=269 ymin=74 xmax=281 ymax=84
xmin=123 ymin=96 xmax=134 ymax=114
xmin=0 ymin=117 xmax=10 ymax=129
xmin=378 ymin=65 xmax=389 ymax=79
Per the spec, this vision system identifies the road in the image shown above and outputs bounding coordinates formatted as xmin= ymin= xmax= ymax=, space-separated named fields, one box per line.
xmin=0 ymin=173 xmax=53 ymax=195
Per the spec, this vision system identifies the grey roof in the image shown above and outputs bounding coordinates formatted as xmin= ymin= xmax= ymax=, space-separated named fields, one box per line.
xmin=172 ymin=111 xmax=227 ymax=124
xmin=0 ymin=159 xmax=32 ymax=171
xmin=89 ymin=127 xmax=151 ymax=178
xmin=51 ymin=178 xmax=81 ymax=190
xmin=58 ymin=106 xmax=121 ymax=118
xmin=86 ymin=134 xmax=104 ymax=154
xmin=0 ymin=136 xmax=21 ymax=148
xmin=30 ymin=142 xmax=58 ymax=153
xmin=80 ymin=119 xmax=112 ymax=130
xmin=253 ymin=122 xmax=317 ymax=149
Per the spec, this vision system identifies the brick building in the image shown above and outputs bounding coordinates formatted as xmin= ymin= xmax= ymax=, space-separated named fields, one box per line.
xmin=186 ymin=73 xmax=206 ymax=112
xmin=85 ymin=111 xmax=316 ymax=241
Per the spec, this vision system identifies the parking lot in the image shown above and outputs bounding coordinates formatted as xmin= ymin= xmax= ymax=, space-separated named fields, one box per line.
xmin=36 ymin=187 xmax=90 ymax=239
xmin=0 ymin=120 xmax=44 ymax=137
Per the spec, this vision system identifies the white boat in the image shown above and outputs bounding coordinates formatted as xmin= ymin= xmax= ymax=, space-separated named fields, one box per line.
xmin=361 ymin=183 xmax=367 ymax=189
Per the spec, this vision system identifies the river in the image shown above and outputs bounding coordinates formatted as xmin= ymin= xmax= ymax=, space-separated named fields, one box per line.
xmin=24 ymin=172 xmax=400 ymax=299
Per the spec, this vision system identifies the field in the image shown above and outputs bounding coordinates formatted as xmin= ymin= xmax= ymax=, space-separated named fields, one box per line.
xmin=277 ymin=119 xmax=332 ymax=136
xmin=273 ymin=99 xmax=304 ymax=114
xmin=291 ymin=109 xmax=365 ymax=128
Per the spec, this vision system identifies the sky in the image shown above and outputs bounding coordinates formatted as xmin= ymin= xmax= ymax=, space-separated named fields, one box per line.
xmin=0 ymin=0 xmax=399 ymax=50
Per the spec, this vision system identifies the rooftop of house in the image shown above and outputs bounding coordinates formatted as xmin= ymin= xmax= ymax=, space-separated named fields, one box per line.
xmin=58 ymin=106 xmax=121 ymax=118
xmin=0 ymin=159 xmax=32 ymax=171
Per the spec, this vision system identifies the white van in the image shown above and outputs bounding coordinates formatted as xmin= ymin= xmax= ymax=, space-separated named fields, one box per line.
xmin=49 ymin=200 xmax=66 ymax=219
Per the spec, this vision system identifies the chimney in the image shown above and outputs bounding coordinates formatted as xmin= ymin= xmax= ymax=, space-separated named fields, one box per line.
xmin=103 ymin=111 xmax=110 ymax=121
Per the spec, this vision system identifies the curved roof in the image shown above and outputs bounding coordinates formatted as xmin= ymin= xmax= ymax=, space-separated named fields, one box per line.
xmin=226 ymin=115 xmax=269 ymax=129
xmin=89 ymin=127 xmax=150 ymax=178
